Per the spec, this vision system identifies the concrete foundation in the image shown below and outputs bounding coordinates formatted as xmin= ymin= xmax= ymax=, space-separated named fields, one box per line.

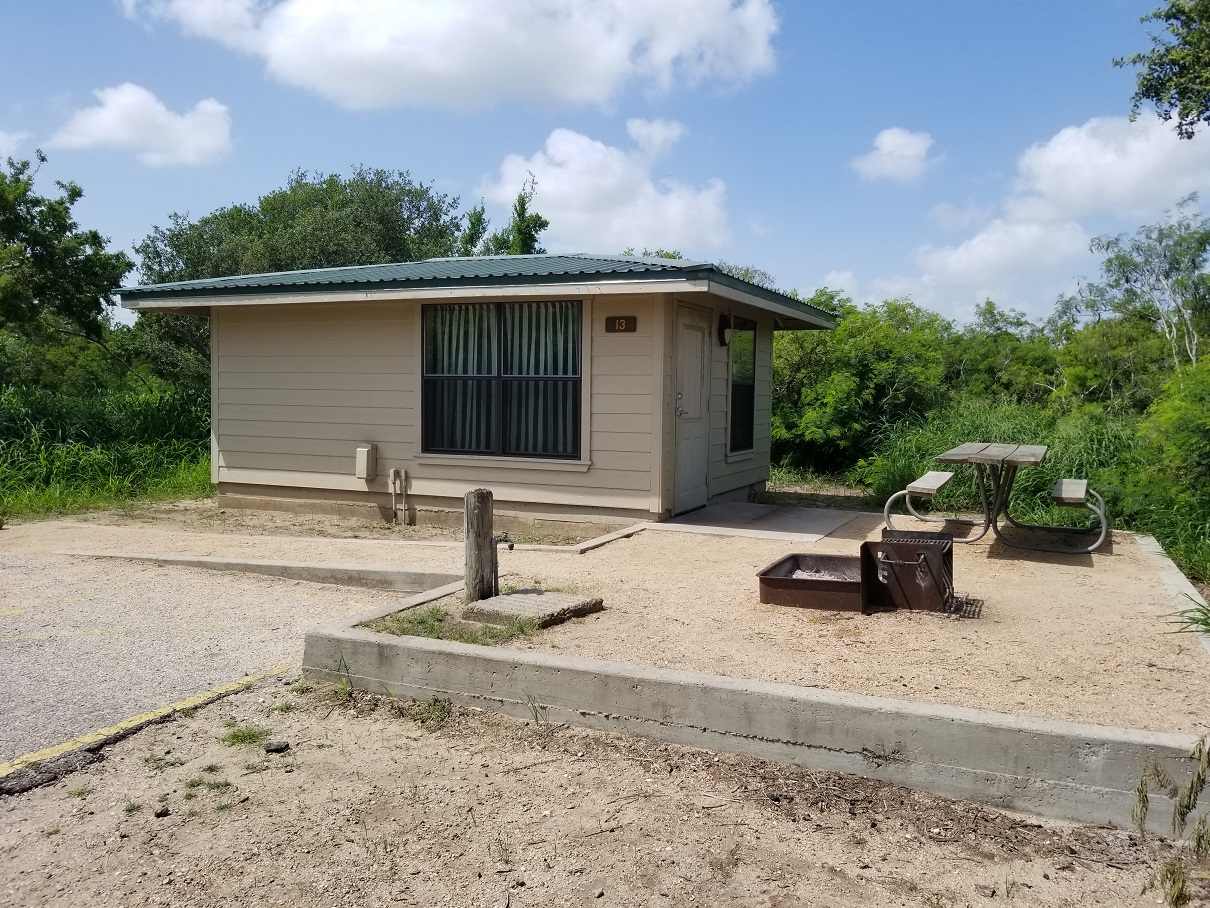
xmin=302 ymin=620 xmax=1197 ymax=834
xmin=216 ymin=482 xmax=656 ymax=531
xmin=60 ymin=551 xmax=460 ymax=593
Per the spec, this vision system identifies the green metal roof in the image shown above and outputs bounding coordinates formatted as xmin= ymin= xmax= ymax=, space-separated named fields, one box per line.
xmin=120 ymin=253 xmax=835 ymax=327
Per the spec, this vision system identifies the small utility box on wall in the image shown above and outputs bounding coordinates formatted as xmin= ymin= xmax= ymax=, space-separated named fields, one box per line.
xmin=355 ymin=443 xmax=377 ymax=480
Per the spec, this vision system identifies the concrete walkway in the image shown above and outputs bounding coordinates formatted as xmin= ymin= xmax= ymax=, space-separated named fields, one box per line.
xmin=651 ymin=500 xmax=871 ymax=542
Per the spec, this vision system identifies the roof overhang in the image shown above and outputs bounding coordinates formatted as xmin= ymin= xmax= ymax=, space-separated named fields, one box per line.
xmin=121 ymin=274 xmax=835 ymax=329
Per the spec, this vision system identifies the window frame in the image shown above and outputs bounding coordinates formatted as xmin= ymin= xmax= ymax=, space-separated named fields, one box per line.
xmin=420 ymin=300 xmax=585 ymax=461
xmin=726 ymin=314 xmax=758 ymax=456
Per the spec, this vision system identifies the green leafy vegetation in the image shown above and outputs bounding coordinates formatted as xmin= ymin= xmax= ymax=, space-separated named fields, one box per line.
xmin=365 ymin=604 xmax=539 ymax=646
xmin=766 ymin=200 xmax=1210 ymax=585
xmin=220 ymin=723 xmax=270 ymax=747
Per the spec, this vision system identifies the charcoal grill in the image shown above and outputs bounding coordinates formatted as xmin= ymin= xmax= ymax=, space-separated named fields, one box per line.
xmin=862 ymin=529 xmax=954 ymax=612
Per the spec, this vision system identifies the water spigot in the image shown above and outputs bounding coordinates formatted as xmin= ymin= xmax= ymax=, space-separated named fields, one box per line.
xmin=492 ymin=532 xmax=514 ymax=551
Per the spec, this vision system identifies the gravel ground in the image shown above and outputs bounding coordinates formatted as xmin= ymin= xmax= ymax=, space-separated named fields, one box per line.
xmin=0 ymin=551 xmax=412 ymax=763
xmin=509 ymin=526 xmax=1210 ymax=734
xmin=0 ymin=677 xmax=1193 ymax=908
xmin=3 ymin=505 xmax=1208 ymax=759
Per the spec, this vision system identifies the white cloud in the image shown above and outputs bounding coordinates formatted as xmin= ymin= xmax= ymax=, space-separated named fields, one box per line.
xmin=1009 ymin=114 xmax=1210 ymax=222
xmin=928 ymin=201 xmax=992 ymax=231
xmin=482 ymin=119 xmax=729 ymax=252
xmin=896 ymin=114 xmax=1210 ymax=318
xmin=0 ymin=130 xmax=31 ymax=159
xmin=821 ymin=270 xmax=856 ymax=291
xmin=851 ymin=127 xmax=935 ymax=183
xmin=121 ymin=0 xmax=778 ymax=110
xmin=914 ymin=219 xmax=1090 ymax=291
xmin=49 ymin=83 xmax=232 ymax=166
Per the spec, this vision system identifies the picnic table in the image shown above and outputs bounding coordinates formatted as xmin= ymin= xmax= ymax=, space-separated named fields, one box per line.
xmin=884 ymin=442 xmax=1109 ymax=553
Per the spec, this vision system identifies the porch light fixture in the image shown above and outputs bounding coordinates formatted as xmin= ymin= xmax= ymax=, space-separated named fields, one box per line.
xmin=718 ymin=313 xmax=732 ymax=347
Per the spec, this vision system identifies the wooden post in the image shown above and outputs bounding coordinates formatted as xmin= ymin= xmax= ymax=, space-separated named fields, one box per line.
xmin=464 ymin=488 xmax=497 ymax=603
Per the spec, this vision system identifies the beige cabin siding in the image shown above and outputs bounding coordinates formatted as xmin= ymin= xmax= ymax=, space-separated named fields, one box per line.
xmin=213 ymin=295 xmax=664 ymax=516
xmin=214 ymin=302 xmax=415 ymax=486
xmin=707 ymin=312 xmax=773 ymax=497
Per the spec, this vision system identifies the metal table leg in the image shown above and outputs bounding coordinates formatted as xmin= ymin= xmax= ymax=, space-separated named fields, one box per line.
xmin=990 ymin=467 xmax=1110 ymax=554
xmin=883 ymin=464 xmax=992 ymax=542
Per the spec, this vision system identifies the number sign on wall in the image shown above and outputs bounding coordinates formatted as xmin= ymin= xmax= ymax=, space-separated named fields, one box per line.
xmin=604 ymin=316 xmax=637 ymax=333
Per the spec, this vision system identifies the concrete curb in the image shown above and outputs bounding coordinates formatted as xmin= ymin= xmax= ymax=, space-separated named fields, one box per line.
xmin=57 ymin=550 xmax=460 ymax=593
xmin=1134 ymin=534 xmax=1210 ymax=657
xmin=302 ymin=623 xmax=1197 ymax=834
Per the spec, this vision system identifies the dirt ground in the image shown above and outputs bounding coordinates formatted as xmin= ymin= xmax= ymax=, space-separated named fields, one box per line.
xmin=3 ymin=503 xmax=1208 ymax=735
xmin=2 ymin=674 xmax=1201 ymax=908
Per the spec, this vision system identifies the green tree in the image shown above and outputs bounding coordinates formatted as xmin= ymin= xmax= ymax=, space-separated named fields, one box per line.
xmin=946 ymin=300 xmax=1060 ymax=403
xmin=1 ymin=152 xmax=132 ymax=338
xmin=716 ymin=261 xmax=778 ymax=290
xmin=621 ymin=247 xmax=683 ymax=260
xmin=480 ymin=177 xmax=549 ymax=256
xmin=136 ymin=167 xmax=464 ymax=283
xmin=1118 ymin=0 xmax=1210 ymax=139
xmin=1060 ymin=198 xmax=1209 ymax=375
xmin=771 ymin=294 xmax=953 ymax=470
xmin=132 ymin=167 xmax=474 ymax=393
xmin=1047 ymin=304 xmax=1169 ymax=409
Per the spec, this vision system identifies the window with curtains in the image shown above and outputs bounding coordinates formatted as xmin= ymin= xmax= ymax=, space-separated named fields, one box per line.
xmin=422 ymin=301 xmax=582 ymax=459
xmin=729 ymin=316 xmax=757 ymax=453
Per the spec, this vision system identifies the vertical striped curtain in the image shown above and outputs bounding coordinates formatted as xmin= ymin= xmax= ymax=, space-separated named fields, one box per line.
xmin=423 ymin=305 xmax=495 ymax=453
xmin=502 ymin=302 xmax=580 ymax=456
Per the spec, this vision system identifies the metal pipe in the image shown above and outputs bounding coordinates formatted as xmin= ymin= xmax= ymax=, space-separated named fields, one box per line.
xmin=389 ymin=468 xmax=402 ymax=525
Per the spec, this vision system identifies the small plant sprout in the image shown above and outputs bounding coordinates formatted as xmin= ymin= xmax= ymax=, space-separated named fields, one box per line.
xmin=221 ymin=723 xmax=270 ymax=747
xmin=66 ymin=785 xmax=92 ymax=799
xmin=273 ymin=700 xmax=296 ymax=713
xmin=487 ymin=836 xmax=513 ymax=865
xmin=400 ymin=697 xmax=452 ymax=730
xmin=201 ymin=763 xmax=221 ymax=774
xmin=143 ymin=751 xmax=184 ymax=771
xmin=522 ymin=691 xmax=552 ymax=733
xmin=123 ymin=801 xmax=142 ymax=814
xmin=288 ymin=680 xmax=313 ymax=695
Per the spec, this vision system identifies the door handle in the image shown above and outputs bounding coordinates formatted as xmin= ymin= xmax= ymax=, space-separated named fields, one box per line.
xmin=676 ymin=406 xmax=687 ymax=416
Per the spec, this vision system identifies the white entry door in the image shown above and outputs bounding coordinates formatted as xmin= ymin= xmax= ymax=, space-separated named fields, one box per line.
xmin=673 ymin=306 xmax=711 ymax=514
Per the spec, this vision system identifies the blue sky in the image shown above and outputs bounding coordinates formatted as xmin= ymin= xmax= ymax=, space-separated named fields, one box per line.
xmin=4 ymin=1 xmax=1202 ymax=322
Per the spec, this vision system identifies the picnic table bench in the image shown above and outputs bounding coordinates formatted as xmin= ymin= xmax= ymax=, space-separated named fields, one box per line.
xmin=884 ymin=442 xmax=1109 ymax=553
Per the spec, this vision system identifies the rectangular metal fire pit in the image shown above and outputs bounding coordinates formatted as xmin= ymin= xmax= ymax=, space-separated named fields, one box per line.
xmin=756 ymin=553 xmax=863 ymax=611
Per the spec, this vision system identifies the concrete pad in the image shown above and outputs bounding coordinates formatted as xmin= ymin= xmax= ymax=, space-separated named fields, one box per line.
xmin=464 ymin=591 xmax=604 ymax=627
xmin=651 ymin=502 xmax=863 ymax=542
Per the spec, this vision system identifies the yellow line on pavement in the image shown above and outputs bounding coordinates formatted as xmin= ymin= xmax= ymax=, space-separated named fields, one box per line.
xmin=0 ymin=662 xmax=295 ymax=781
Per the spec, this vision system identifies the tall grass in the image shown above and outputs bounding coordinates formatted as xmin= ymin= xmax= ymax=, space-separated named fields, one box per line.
xmin=0 ymin=386 xmax=212 ymax=518
xmin=0 ymin=386 xmax=208 ymax=445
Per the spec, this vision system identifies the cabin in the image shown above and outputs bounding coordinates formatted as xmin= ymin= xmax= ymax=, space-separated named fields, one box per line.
xmin=120 ymin=255 xmax=834 ymax=527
